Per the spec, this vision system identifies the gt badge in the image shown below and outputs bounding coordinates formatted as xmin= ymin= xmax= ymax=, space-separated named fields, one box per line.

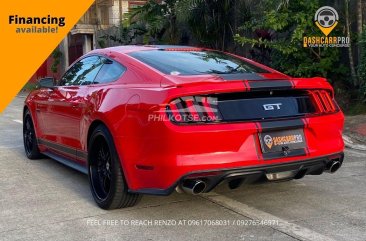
xmin=263 ymin=103 xmax=282 ymax=111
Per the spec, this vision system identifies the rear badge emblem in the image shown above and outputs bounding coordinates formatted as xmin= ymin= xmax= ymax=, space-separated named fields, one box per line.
xmin=263 ymin=103 xmax=282 ymax=111
xmin=264 ymin=135 xmax=273 ymax=149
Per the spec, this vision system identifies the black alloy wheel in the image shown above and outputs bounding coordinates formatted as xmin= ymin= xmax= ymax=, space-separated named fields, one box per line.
xmin=23 ymin=110 xmax=42 ymax=159
xmin=88 ymin=124 xmax=141 ymax=209
xmin=89 ymin=137 xmax=112 ymax=201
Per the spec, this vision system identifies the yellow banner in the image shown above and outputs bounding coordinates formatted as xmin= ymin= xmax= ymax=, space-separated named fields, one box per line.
xmin=0 ymin=0 xmax=94 ymax=112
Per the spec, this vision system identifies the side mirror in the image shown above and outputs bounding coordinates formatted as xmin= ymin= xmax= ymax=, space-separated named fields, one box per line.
xmin=37 ymin=77 xmax=55 ymax=89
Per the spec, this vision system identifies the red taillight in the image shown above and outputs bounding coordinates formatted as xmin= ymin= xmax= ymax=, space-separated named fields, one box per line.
xmin=199 ymin=96 xmax=218 ymax=121
xmin=309 ymin=90 xmax=337 ymax=113
xmin=184 ymin=97 xmax=201 ymax=122
xmin=167 ymin=96 xmax=221 ymax=123
xmin=168 ymin=99 xmax=183 ymax=121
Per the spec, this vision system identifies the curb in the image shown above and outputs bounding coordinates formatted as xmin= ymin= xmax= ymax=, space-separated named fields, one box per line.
xmin=343 ymin=134 xmax=366 ymax=151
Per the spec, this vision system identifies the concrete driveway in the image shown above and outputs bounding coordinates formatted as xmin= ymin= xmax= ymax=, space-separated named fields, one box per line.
xmin=1 ymin=96 xmax=365 ymax=241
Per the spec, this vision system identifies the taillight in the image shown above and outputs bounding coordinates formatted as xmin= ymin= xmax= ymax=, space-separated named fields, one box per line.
xmin=309 ymin=90 xmax=337 ymax=113
xmin=166 ymin=96 xmax=221 ymax=123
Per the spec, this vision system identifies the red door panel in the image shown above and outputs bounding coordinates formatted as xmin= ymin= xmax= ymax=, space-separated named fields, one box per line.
xmin=41 ymin=86 xmax=87 ymax=160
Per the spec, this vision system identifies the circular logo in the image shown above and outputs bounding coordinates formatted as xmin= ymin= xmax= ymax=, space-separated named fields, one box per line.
xmin=315 ymin=6 xmax=339 ymax=28
xmin=264 ymin=135 xmax=273 ymax=149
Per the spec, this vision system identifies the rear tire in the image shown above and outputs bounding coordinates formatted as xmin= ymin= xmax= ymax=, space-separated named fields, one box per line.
xmin=23 ymin=110 xmax=42 ymax=159
xmin=88 ymin=124 xmax=141 ymax=210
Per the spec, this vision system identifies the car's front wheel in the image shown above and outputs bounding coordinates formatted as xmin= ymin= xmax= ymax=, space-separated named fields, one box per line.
xmin=88 ymin=124 xmax=141 ymax=209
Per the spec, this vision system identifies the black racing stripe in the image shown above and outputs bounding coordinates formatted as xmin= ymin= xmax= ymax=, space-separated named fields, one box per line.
xmin=248 ymin=80 xmax=293 ymax=90
xmin=38 ymin=138 xmax=76 ymax=157
xmin=36 ymin=138 xmax=91 ymax=161
xmin=260 ymin=119 xmax=304 ymax=132
xmin=77 ymin=150 xmax=88 ymax=161
xmin=217 ymin=73 xmax=263 ymax=80
xmin=262 ymin=148 xmax=306 ymax=160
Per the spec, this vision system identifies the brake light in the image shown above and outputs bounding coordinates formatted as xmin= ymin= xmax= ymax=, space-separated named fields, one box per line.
xmin=309 ymin=90 xmax=337 ymax=113
xmin=166 ymin=96 xmax=221 ymax=123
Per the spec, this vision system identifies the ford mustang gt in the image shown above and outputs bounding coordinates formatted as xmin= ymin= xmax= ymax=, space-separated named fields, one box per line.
xmin=23 ymin=45 xmax=344 ymax=209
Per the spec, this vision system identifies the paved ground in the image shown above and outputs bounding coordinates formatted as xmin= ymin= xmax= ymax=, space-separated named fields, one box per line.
xmin=1 ymin=96 xmax=366 ymax=241
xmin=344 ymin=115 xmax=366 ymax=145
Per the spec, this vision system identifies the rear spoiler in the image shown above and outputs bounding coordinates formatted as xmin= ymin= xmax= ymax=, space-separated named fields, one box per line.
xmin=161 ymin=75 xmax=332 ymax=93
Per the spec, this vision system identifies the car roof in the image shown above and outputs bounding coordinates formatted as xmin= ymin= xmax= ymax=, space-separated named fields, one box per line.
xmin=97 ymin=45 xmax=203 ymax=54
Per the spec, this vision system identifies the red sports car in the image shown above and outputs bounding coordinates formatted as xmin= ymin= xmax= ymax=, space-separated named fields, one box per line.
xmin=23 ymin=45 xmax=344 ymax=209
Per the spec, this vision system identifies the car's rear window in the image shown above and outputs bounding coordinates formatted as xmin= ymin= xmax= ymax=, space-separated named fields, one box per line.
xmin=129 ymin=50 xmax=270 ymax=76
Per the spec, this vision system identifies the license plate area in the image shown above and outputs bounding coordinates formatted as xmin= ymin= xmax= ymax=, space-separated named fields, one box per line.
xmin=259 ymin=129 xmax=306 ymax=154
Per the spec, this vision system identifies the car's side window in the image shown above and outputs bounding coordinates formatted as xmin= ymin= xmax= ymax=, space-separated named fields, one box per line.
xmin=59 ymin=56 xmax=103 ymax=86
xmin=93 ymin=58 xmax=126 ymax=84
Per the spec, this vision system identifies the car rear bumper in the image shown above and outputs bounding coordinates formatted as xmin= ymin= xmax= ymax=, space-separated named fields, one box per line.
xmin=130 ymin=152 xmax=344 ymax=195
xmin=116 ymin=112 xmax=344 ymax=193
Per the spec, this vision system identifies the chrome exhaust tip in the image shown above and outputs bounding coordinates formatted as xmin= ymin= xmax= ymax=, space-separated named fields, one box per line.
xmin=325 ymin=161 xmax=341 ymax=174
xmin=180 ymin=179 xmax=206 ymax=195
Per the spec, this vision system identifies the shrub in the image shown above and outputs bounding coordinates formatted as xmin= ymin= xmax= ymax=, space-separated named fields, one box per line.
xmin=358 ymin=27 xmax=366 ymax=102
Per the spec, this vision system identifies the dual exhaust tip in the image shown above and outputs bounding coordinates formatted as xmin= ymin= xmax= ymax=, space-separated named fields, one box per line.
xmin=177 ymin=178 xmax=243 ymax=195
xmin=177 ymin=160 xmax=341 ymax=194
xmin=177 ymin=179 xmax=206 ymax=195
xmin=325 ymin=160 xmax=341 ymax=174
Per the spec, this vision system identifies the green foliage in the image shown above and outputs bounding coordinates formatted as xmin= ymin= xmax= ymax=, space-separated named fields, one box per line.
xmin=361 ymin=84 xmax=366 ymax=102
xmin=98 ymin=39 xmax=106 ymax=48
xmin=346 ymin=102 xmax=366 ymax=115
xmin=100 ymin=21 xmax=148 ymax=45
xmin=358 ymin=26 xmax=366 ymax=101
xmin=234 ymin=0 xmax=347 ymax=79
xmin=116 ymin=0 xmax=251 ymax=50
xmin=176 ymin=0 xmax=250 ymax=50
xmin=129 ymin=0 xmax=179 ymax=43
xmin=51 ymin=48 xmax=62 ymax=74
